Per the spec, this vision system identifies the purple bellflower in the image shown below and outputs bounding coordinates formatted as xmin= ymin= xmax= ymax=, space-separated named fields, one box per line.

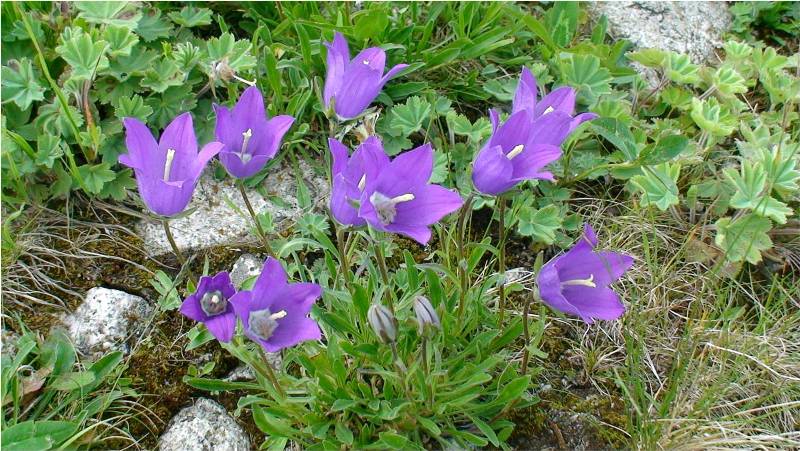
xmin=214 ymin=86 xmax=294 ymax=179
xmin=230 ymin=257 xmax=322 ymax=353
xmin=536 ymin=224 xmax=633 ymax=324
xmin=120 ymin=113 xmax=223 ymax=217
xmin=180 ymin=271 xmax=237 ymax=342
xmin=358 ymin=143 xmax=463 ymax=245
xmin=472 ymin=67 xmax=598 ymax=196
xmin=323 ymin=31 xmax=408 ymax=120
xmin=328 ymin=136 xmax=390 ymax=227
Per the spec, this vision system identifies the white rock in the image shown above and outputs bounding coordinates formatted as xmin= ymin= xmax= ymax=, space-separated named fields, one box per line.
xmin=158 ymin=398 xmax=250 ymax=451
xmin=138 ymin=159 xmax=327 ymax=256
xmin=589 ymin=2 xmax=731 ymax=63
xmin=229 ymin=254 xmax=263 ymax=289
xmin=63 ymin=288 xmax=152 ymax=359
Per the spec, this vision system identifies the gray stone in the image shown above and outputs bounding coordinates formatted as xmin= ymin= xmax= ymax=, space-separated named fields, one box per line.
xmin=2 ymin=329 xmax=19 ymax=358
xmin=62 ymin=288 xmax=152 ymax=359
xmin=158 ymin=398 xmax=250 ymax=451
xmin=229 ymin=253 xmax=263 ymax=289
xmin=589 ymin=2 xmax=731 ymax=71
xmin=138 ymin=159 xmax=327 ymax=256
xmin=224 ymin=349 xmax=283 ymax=382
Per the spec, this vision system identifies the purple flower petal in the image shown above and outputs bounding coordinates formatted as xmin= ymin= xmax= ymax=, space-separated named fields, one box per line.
xmin=371 ymin=143 xmax=433 ymax=197
xmin=561 ymin=285 xmax=625 ymax=323
xmin=261 ymin=317 xmax=322 ymax=353
xmin=510 ymin=143 xmax=562 ymax=182
xmin=158 ymin=113 xmax=197 ymax=181
xmin=472 ymin=145 xmax=514 ymax=195
xmin=120 ymin=118 xmax=159 ymax=175
xmin=512 ymin=67 xmax=538 ymax=115
xmin=534 ymin=86 xmax=576 ymax=117
xmin=394 ymin=185 xmax=463 ymax=226
xmin=329 ymin=138 xmax=350 ymax=177
xmin=204 ymin=310 xmax=237 ymax=342
xmin=324 ymin=32 xmax=350 ymax=108
xmin=380 ymin=63 xmax=409 ymax=85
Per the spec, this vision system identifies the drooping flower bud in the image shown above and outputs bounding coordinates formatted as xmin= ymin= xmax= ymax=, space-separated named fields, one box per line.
xmin=412 ymin=296 xmax=440 ymax=336
xmin=367 ymin=303 xmax=397 ymax=344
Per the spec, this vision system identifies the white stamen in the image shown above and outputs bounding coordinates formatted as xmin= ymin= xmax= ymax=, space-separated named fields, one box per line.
xmin=239 ymin=129 xmax=253 ymax=163
xmin=362 ymin=59 xmax=370 ymax=65
xmin=269 ymin=310 xmax=287 ymax=320
xmin=163 ymin=148 xmax=176 ymax=181
xmin=232 ymin=74 xmax=256 ymax=86
xmin=358 ymin=174 xmax=367 ymax=191
xmin=506 ymin=144 xmax=525 ymax=160
xmin=562 ymin=274 xmax=597 ymax=288
xmin=392 ymin=193 xmax=415 ymax=203
xmin=543 ymin=106 xmax=555 ymax=115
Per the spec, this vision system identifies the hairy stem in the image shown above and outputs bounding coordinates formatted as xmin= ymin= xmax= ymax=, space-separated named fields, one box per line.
xmin=162 ymin=219 xmax=195 ymax=285
xmin=521 ymin=292 xmax=532 ymax=376
xmin=497 ymin=195 xmax=507 ymax=326
xmin=237 ymin=181 xmax=275 ymax=257
xmin=456 ymin=194 xmax=474 ymax=330
xmin=336 ymin=225 xmax=353 ymax=293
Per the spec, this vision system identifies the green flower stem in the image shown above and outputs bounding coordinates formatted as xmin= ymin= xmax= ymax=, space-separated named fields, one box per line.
xmin=224 ymin=339 xmax=286 ymax=399
xmin=237 ymin=181 xmax=275 ymax=257
xmin=162 ymin=219 xmax=196 ymax=286
xmin=497 ymin=195 xmax=507 ymax=326
xmin=420 ymin=337 xmax=433 ymax=409
xmin=373 ymin=237 xmax=393 ymax=313
xmin=335 ymin=225 xmax=353 ymax=293
xmin=456 ymin=194 xmax=474 ymax=330
xmin=520 ymin=292 xmax=532 ymax=376
xmin=259 ymin=347 xmax=287 ymax=399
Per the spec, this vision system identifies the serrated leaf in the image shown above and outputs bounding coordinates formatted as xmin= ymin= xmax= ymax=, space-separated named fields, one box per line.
xmin=664 ymin=52 xmax=700 ymax=85
xmin=136 ymin=8 xmax=173 ymax=42
xmin=99 ymin=169 xmax=136 ymax=201
xmin=446 ymin=111 xmax=492 ymax=143
xmin=630 ymin=162 xmax=681 ymax=211
xmin=35 ymin=135 xmax=64 ymax=169
xmin=353 ymin=8 xmax=389 ymax=41
xmin=517 ymin=204 xmax=562 ymax=244
xmin=75 ymin=2 xmax=142 ymax=27
xmin=637 ymin=134 xmax=688 ymax=166
xmin=146 ymin=85 xmax=197 ymax=128
xmin=627 ymin=48 xmax=667 ymax=68
xmin=1 ymin=59 xmax=45 ymax=109
xmin=103 ymin=24 xmax=138 ymax=58
xmin=387 ymin=96 xmax=431 ymax=137
xmin=725 ymin=160 xmax=793 ymax=224
xmin=206 ymin=32 xmax=256 ymax=73
xmin=690 ymin=98 xmax=735 ymax=137
xmin=714 ymin=215 xmax=772 ymax=264
xmin=168 ymin=6 xmax=213 ymax=28
xmin=77 ymin=163 xmax=116 ymax=194
xmin=55 ymin=32 xmax=109 ymax=80
xmin=114 ymin=94 xmax=153 ymax=122
xmin=712 ymin=65 xmax=748 ymax=97
xmin=140 ymin=58 xmax=183 ymax=93
xmin=559 ymin=53 xmax=611 ymax=105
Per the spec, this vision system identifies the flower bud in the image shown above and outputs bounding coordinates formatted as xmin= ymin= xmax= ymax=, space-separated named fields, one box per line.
xmin=413 ymin=296 xmax=440 ymax=335
xmin=367 ymin=303 xmax=397 ymax=344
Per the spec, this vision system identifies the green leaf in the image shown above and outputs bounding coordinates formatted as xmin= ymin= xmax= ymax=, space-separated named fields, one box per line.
xmin=724 ymin=161 xmax=792 ymax=224
xmin=545 ymin=1 xmax=579 ymax=47
xmin=517 ymin=205 xmax=562 ymax=245
xmin=559 ymin=53 xmax=612 ymax=105
xmin=103 ymin=25 xmax=138 ymax=58
xmin=146 ymin=84 xmax=197 ymax=128
xmin=77 ymin=163 xmax=116 ymax=194
xmin=114 ymin=94 xmax=153 ymax=122
xmin=446 ymin=111 xmax=492 ymax=143
xmin=637 ymin=135 xmax=688 ymax=166
xmin=469 ymin=415 xmax=500 ymax=447
xmin=206 ymin=32 xmax=256 ymax=73
xmin=55 ymin=32 xmax=109 ymax=80
xmin=35 ymin=135 xmax=64 ymax=169
xmin=140 ymin=58 xmax=183 ymax=93
xmin=75 ymin=2 xmax=142 ymax=27
xmin=1 ymin=59 xmax=45 ymax=109
xmin=630 ymin=163 xmax=681 ymax=211
xmin=334 ymin=423 xmax=354 ymax=445
xmin=99 ymin=169 xmax=136 ymax=201
xmin=494 ymin=375 xmax=531 ymax=406
xmin=714 ymin=215 xmax=772 ymax=264
xmin=387 ymin=96 xmax=431 ymax=137
xmin=627 ymin=48 xmax=667 ymax=68
xmin=690 ymin=98 xmax=735 ymax=137
xmin=50 ymin=371 xmax=96 ymax=391
xmin=168 ymin=6 xmax=213 ymax=28
xmin=664 ymin=52 xmax=700 ymax=85
xmin=712 ymin=65 xmax=748 ymax=97
xmin=353 ymin=8 xmax=389 ymax=41
xmin=1 ymin=420 xmax=78 ymax=451
xmin=136 ymin=8 xmax=173 ymax=42
xmin=590 ymin=118 xmax=640 ymax=160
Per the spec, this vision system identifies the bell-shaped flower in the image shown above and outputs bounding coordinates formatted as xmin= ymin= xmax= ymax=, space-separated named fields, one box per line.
xmin=213 ymin=86 xmax=294 ymax=179
xmin=358 ymin=143 xmax=463 ymax=245
xmin=120 ymin=113 xmax=223 ymax=217
xmin=179 ymin=271 xmax=237 ymax=342
xmin=536 ymin=224 xmax=633 ymax=324
xmin=512 ymin=66 xmax=597 ymax=128
xmin=329 ymin=136 xmax=389 ymax=227
xmin=323 ymin=31 xmax=408 ymax=120
xmin=472 ymin=109 xmax=564 ymax=195
xmin=367 ymin=303 xmax=397 ymax=344
xmin=472 ymin=67 xmax=599 ymax=196
xmin=229 ymin=257 xmax=322 ymax=352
